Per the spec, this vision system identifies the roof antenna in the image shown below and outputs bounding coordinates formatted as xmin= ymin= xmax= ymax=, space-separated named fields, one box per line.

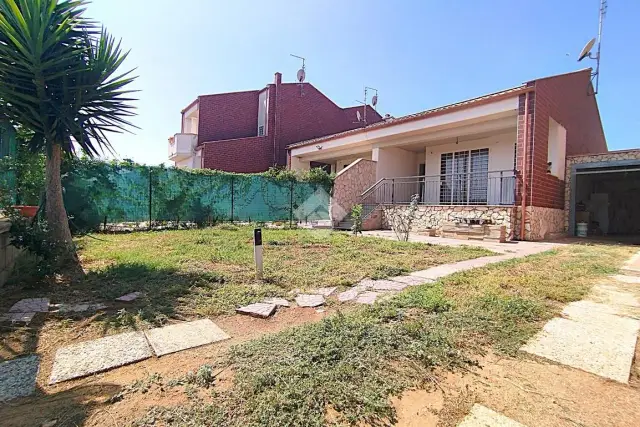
xmin=353 ymin=86 xmax=379 ymax=126
xmin=577 ymin=0 xmax=607 ymax=95
xmin=290 ymin=54 xmax=306 ymax=96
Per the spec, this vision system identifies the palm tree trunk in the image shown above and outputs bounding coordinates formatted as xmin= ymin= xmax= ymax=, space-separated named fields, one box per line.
xmin=45 ymin=143 xmax=79 ymax=269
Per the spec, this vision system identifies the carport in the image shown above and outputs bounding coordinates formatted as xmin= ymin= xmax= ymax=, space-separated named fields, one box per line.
xmin=568 ymin=155 xmax=640 ymax=237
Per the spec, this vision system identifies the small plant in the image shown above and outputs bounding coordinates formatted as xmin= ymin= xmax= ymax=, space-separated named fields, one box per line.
xmin=195 ymin=364 xmax=216 ymax=388
xmin=389 ymin=194 xmax=420 ymax=241
xmin=350 ymin=204 xmax=363 ymax=236
xmin=2 ymin=206 xmax=68 ymax=277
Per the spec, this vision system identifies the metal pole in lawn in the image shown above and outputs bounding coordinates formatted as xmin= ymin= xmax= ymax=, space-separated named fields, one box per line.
xmin=254 ymin=228 xmax=263 ymax=279
xmin=289 ymin=180 xmax=294 ymax=228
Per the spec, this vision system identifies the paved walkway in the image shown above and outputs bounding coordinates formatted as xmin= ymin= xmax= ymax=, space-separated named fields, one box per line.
xmin=330 ymin=233 xmax=561 ymax=306
xmin=362 ymin=230 xmax=562 ymax=256
xmin=521 ymin=251 xmax=640 ymax=383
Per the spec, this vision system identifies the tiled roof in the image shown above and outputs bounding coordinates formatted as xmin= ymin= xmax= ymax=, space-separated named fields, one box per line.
xmin=287 ymin=84 xmax=529 ymax=149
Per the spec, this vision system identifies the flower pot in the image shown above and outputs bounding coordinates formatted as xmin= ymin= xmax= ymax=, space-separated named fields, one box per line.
xmin=12 ymin=205 xmax=38 ymax=218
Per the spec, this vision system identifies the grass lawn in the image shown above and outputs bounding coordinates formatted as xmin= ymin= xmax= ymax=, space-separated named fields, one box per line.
xmin=4 ymin=225 xmax=491 ymax=328
xmin=128 ymin=243 xmax=635 ymax=426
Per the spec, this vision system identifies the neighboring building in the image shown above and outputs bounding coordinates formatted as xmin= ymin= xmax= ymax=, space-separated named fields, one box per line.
xmin=288 ymin=69 xmax=608 ymax=240
xmin=168 ymin=72 xmax=382 ymax=173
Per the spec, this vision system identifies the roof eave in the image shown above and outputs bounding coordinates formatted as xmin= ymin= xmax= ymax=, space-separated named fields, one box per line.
xmin=287 ymin=86 xmax=532 ymax=150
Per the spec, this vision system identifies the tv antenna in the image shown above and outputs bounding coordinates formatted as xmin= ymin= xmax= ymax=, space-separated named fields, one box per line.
xmin=290 ymin=54 xmax=306 ymax=96
xmin=354 ymin=86 xmax=379 ymax=125
xmin=577 ymin=0 xmax=607 ymax=95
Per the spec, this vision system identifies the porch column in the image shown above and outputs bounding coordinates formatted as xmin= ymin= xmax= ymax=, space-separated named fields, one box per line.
xmin=290 ymin=156 xmax=310 ymax=172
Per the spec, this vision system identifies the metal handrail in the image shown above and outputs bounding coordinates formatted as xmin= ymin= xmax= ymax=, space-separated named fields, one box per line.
xmin=358 ymin=170 xmax=516 ymax=216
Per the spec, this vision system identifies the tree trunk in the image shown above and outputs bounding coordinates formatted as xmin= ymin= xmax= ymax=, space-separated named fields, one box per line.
xmin=45 ymin=144 xmax=80 ymax=270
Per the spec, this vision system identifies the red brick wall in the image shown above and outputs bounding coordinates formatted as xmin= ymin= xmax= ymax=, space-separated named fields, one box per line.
xmin=197 ymin=90 xmax=260 ymax=145
xmin=201 ymin=136 xmax=272 ymax=173
xmin=197 ymin=76 xmax=383 ymax=172
xmin=273 ymin=83 xmax=382 ymax=166
xmin=522 ymin=70 xmax=607 ymax=209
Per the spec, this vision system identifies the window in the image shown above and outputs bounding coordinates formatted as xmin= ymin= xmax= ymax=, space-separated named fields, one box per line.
xmin=547 ymin=118 xmax=566 ymax=179
xmin=439 ymin=149 xmax=489 ymax=205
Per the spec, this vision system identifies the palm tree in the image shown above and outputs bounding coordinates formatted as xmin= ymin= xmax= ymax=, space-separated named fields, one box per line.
xmin=0 ymin=0 xmax=137 ymax=267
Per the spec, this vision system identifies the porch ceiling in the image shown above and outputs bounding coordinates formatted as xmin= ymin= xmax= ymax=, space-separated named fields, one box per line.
xmin=290 ymin=96 xmax=519 ymax=160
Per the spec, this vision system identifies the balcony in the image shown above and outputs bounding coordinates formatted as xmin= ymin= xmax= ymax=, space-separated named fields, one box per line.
xmin=168 ymin=133 xmax=197 ymax=162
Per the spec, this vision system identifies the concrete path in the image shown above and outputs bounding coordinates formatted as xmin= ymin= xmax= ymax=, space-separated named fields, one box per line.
xmin=331 ymin=234 xmax=560 ymax=307
xmin=362 ymin=230 xmax=561 ymax=256
xmin=521 ymin=252 xmax=640 ymax=383
xmin=458 ymin=404 xmax=527 ymax=427
xmin=49 ymin=319 xmax=230 ymax=385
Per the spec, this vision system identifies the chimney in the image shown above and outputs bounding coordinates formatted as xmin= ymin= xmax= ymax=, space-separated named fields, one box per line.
xmin=274 ymin=72 xmax=282 ymax=85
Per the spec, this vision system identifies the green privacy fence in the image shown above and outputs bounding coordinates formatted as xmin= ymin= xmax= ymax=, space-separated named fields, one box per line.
xmin=62 ymin=162 xmax=331 ymax=231
xmin=0 ymin=122 xmax=17 ymax=204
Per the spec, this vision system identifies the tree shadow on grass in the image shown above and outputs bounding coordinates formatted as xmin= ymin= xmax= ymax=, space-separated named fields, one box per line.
xmin=0 ymin=383 xmax=122 ymax=427
xmin=80 ymin=263 xmax=228 ymax=329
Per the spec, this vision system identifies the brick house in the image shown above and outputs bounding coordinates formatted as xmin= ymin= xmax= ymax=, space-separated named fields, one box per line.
xmin=288 ymin=69 xmax=608 ymax=240
xmin=168 ymin=72 xmax=382 ymax=173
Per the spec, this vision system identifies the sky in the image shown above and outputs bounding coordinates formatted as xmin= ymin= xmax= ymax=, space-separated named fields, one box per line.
xmin=86 ymin=0 xmax=638 ymax=165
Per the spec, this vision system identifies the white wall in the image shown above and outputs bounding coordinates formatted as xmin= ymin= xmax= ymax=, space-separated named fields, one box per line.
xmin=422 ymin=132 xmax=516 ymax=205
xmin=336 ymin=152 xmax=373 ymax=171
xmin=374 ymin=147 xmax=419 ymax=180
xmin=258 ymin=90 xmax=269 ymax=136
xmin=547 ymin=118 xmax=567 ymax=180
xmin=175 ymin=149 xmax=202 ymax=169
xmin=290 ymin=156 xmax=310 ymax=171
xmin=424 ymin=132 xmax=516 ymax=175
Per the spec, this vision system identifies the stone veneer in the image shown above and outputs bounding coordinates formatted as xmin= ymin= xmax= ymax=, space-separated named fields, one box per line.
xmin=514 ymin=206 xmax=565 ymax=241
xmin=330 ymin=159 xmax=377 ymax=225
xmin=381 ymin=205 xmax=516 ymax=239
xmin=564 ymin=149 xmax=640 ymax=232
xmin=0 ymin=219 xmax=20 ymax=287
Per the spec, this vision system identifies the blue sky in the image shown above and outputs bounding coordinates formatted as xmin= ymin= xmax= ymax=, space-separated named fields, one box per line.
xmin=87 ymin=0 xmax=638 ymax=165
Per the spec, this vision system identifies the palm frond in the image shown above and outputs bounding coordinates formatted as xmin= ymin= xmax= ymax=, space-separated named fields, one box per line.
xmin=0 ymin=0 xmax=137 ymax=157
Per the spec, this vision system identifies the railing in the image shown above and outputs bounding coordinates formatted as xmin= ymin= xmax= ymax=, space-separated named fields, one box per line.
xmin=360 ymin=170 xmax=516 ymax=219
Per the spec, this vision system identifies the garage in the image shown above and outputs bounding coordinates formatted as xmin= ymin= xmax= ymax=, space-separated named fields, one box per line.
xmin=568 ymin=151 xmax=640 ymax=238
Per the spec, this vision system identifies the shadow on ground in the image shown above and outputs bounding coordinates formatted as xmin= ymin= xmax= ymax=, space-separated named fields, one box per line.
xmin=0 ymin=383 xmax=121 ymax=427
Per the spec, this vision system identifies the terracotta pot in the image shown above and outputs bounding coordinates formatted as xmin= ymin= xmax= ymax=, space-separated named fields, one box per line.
xmin=12 ymin=205 xmax=38 ymax=218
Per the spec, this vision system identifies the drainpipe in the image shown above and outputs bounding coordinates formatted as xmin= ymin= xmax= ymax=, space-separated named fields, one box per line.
xmin=273 ymin=72 xmax=282 ymax=166
xmin=520 ymin=91 xmax=530 ymax=241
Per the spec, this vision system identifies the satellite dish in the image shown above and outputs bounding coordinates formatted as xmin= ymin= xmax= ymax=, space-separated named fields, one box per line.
xmin=578 ymin=38 xmax=596 ymax=61
xmin=297 ymin=68 xmax=306 ymax=83
xmin=356 ymin=110 xmax=362 ymax=122
xmin=371 ymin=94 xmax=378 ymax=107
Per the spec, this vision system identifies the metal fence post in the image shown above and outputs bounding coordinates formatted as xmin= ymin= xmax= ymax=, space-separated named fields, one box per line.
xmin=289 ymin=180 xmax=294 ymax=227
xmin=230 ymin=176 xmax=234 ymax=222
xmin=148 ymin=167 xmax=153 ymax=227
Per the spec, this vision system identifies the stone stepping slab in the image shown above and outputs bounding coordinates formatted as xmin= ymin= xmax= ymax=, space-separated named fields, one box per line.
xmin=611 ymin=274 xmax=640 ymax=284
xmin=311 ymin=287 xmax=337 ymax=297
xmin=144 ymin=319 xmax=230 ymax=356
xmin=371 ymin=280 xmax=407 ymax=292
xmin=116 ymin=292 xmax=143 ymax=302
xmin=49 ymin=331 xmax=153 ymax=384
xmin=0 ymin=355 xmax=40 ymax=402
xmin=49 ymin=303 xmax=107 ymax=313
xmin=295 ymin=294 xmax=325 ymax=307
xmin=263 ymin=297 xmax=290 ymax=307
xmin=337 ymin=288 xmax=359 ymax=302
xmin=9 ymin=298 xmax=49 ymax=313
xmin=237 ymin=302 xmax=277 ymax=318
xmin=0 ymin=311 xmax=36 ymax=324
xmin=458 ymin=404 xmax=526 ymax=427
xmin=354 ymin=279 xmax=377 ymax=291
xmin=521 ymin=310 xmax=640 ymax=383
xmin=389 ymin=275 xmax=432 ymax=286
xmin=355 ymin=291 xmax=380 ymax=305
